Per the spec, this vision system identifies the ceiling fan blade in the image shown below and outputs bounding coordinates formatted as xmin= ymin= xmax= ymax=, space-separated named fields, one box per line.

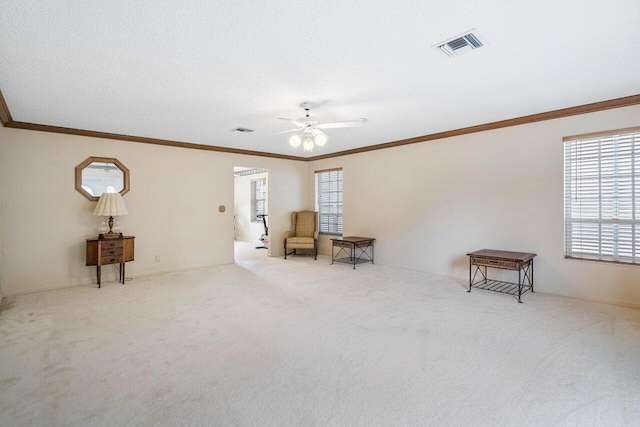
xmin=316 ymin=118 xmax=368 ymax=129
xmin=311 ymin=128 xmax=329 ymax=137
xmin=273 ymin=128 xmax=302 ymax=134
xmin=278 ymin=118 xmax=305 ymax=127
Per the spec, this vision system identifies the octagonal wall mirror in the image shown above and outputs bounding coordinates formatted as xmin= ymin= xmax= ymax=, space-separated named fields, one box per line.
xmin=75 ymin=157 xmax=130 ymax=201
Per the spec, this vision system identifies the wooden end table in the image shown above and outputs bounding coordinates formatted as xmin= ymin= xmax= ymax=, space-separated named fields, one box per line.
xmin=467 ymin=249 xmax=536 ymax=303
xmin=331 ymin=237 xmax=375 ymax=269
xmin=86 ymin=236 xmax=135 ymax=288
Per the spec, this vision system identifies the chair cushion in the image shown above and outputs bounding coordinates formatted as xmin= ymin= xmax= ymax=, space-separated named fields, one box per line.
xmin=286 ymin=237 xmax=314 ymax=245
xmin=286 ymin=236 xmax=315 ymax=250
xmin=295 ymin=211 xmax=316 ymax=237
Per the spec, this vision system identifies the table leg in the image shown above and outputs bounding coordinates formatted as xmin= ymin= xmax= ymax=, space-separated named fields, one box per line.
xmin=468 ymin=257 xmax=472 ymax=292
xmin=371 ymin=242 xmax=374 ymax=265
xmin=352 ymin=243 xmax=356 ymax=269
xmin=97 ymin=266 xmax=101 ymax=289
xmin=122 ymin=263 xmax=126 ymax=284
xmin=331 ymin=243 xmax=334 ymax=264
xmin=518 ymin=262 xmax=522 ymax=303
xmin=531 ymin=259 xmax=534 ymax=292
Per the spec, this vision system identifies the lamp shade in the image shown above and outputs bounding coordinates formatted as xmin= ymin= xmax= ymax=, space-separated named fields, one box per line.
xmin=93 ymin=192 xmax=129 ymax=216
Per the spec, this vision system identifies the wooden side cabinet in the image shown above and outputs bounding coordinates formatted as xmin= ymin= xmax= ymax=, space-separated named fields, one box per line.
xmin=86 ymin=236 xmax=135 ymax=288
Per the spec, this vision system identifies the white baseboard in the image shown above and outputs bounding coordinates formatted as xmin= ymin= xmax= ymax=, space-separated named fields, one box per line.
xmin=3 ymin=261 xmax=640 ymax=309
xmin=126 ymin=263 xmax=234 ymax=279
xmin=2 ymin=262 xmax=234 ymax=297
xmin=6 ymin=283 xmax=92 ymax=297
xmin=372 ymin=264 xmax=640 ymax=310
xmin=549 ymin=291 xmax=640 ymax=310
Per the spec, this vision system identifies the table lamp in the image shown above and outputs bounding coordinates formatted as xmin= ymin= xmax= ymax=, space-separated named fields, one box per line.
xmin=93 ymin=192 xmax=129 ymax=239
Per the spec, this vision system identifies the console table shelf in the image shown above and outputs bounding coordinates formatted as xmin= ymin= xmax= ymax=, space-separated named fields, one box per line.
xmin=469 ymin=279 xmax=532 ymax=297
xmin=333 ymin=257 xmax=373 ymax=266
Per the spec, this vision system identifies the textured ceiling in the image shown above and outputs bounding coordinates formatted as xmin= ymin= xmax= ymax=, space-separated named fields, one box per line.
xmin=1 ymin=0 xmax=640 ymax=157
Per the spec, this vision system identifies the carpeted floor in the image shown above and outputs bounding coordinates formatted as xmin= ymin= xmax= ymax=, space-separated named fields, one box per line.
xmin=1 ymin=244 xmax=639 ymax=426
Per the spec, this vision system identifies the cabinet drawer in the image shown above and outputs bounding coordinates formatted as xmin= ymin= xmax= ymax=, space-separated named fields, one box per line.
xmin=100 ymin=254 xmax=123 ymax=265
xmin=472 ymin=257 xmax=519 ymax=270
xmin=333 ymin=241 xmax=353 ymax=248
xmin=101 ymin=246 xmax=123 ymax=257
xmin=101 ymin=240 xmax=123 ymax=250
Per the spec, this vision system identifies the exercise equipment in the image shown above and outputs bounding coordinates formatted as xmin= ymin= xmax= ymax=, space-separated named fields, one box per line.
xmin=256 ymin=214 xmax=268 ymax=249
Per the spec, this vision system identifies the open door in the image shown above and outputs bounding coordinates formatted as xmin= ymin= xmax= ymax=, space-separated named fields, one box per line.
xmin=233 ymin=167 xmax=269 ymax=261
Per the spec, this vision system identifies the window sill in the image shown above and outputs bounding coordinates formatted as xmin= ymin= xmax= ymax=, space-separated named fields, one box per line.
xmin=564 ymin=255 xmax=640 ymax=267
xmin=319 ymin=232 xmax=343 ymax=236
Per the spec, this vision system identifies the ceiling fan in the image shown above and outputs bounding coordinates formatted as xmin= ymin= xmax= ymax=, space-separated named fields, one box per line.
xmin=276 ymin=102 xmax=368 ymax=152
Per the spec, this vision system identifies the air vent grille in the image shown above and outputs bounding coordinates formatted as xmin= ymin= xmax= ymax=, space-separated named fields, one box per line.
xmin=231 ymin=127 xmax=255 ymax=133
xmin=434 ymin=29 xmax=486 ymax=58
xmin=447 ymin=37 xmax=469 ymax=50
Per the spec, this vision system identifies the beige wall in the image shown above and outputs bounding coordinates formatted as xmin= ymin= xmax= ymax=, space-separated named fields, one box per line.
xmin=233 ymin=171 xmax=268 ymax=243
xmin=0 ymin=127 xmax=306 ymax=296
xmin=308 ymin=105 xmax=640 ymax=308
xmin=2 ymin=104 xmax=639 ymax=307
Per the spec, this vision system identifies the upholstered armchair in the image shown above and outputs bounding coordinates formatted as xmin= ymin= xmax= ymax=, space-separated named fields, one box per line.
xmin=284 ymin=211 xmax=318 ymax=260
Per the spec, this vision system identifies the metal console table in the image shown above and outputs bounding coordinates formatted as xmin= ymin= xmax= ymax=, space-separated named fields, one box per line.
xmin=467 ymin=249 xmax=536 ymax=303
xmin=331 ymin=236 xmax=375 ymax=269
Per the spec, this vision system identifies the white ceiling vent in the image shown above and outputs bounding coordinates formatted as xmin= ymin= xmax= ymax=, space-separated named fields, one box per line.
xmin=433 ymin=29 xmax=486 ymax=58
xmin=231 ymin=127 xmax=254 ymax=133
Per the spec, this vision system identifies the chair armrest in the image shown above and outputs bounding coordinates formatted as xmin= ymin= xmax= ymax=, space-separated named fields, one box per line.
xmin=284 ymin=231 xmax=294 ymax=239
xmin=314 ymin=231 xmax=318 ymax=240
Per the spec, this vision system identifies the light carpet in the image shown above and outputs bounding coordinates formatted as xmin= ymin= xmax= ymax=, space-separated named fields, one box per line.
xmin=1 ymin=246 xmax=639 ymax=426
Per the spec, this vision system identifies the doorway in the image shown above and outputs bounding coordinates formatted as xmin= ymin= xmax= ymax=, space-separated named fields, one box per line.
xmin=233 ymin=167 xmax=269 ymax=261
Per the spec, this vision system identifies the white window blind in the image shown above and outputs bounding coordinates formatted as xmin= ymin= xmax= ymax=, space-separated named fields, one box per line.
xmin=251 ymin=179 xmax=267 ymax=222
xmin=564 ymin=128 xmax=640 ymax=264
xmin=315 ymin=169 xmax=343 ymax=234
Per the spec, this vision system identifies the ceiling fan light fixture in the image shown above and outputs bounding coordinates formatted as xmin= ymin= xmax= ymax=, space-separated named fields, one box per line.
xmin=289 ymin=134 xmax=302 ymax=147
xmin=302 ymin=138 xmax=314 ymax=152
xmin=279 ymin=102 xmax=368 ymax=151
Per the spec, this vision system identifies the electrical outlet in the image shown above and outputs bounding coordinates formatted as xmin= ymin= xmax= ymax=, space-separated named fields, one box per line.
xmin=155 ymin=256 xmax=160 ymax=262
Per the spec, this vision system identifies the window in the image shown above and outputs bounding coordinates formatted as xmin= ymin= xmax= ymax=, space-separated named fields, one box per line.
xmin=315 ymin=168 xmax=343 ymax=235
xmin=251 ymin=179 xmax=267 ymax=222
xmin=564 ymin=127 xmax=640 ymax=264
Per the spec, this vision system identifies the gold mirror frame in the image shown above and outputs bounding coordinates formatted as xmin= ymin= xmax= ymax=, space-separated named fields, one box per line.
xmin=75 ymin=156 xmax=130 ymax=201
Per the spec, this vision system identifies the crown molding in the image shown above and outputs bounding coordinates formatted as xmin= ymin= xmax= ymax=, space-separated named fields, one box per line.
xmin=5 ymin=121 xmax=306 ymax=161
xmin=1 ymin=88 xmax=639 ymax=162
xmin=306 ymin=93 xmax=640 ymax=161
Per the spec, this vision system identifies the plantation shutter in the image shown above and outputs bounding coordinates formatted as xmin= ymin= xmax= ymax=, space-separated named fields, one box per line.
xmin=564 ymin=128 xmax=640 ymax=264
xmin=315 ymin=169 xmax=343 ymax=234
